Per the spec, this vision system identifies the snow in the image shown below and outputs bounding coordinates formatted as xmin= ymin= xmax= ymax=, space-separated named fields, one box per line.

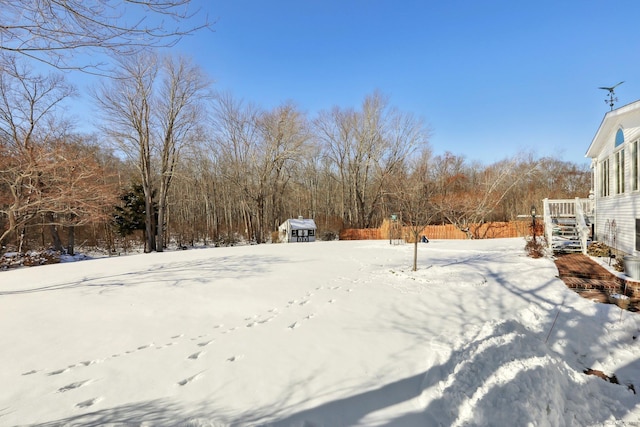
xmin=281 ymin=218 xmax=317 ymax=230
xmin=1 ymin=238 xmax=639 ymax=426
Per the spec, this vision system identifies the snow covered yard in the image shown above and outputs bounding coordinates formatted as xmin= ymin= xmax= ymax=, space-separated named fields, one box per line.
xmin=1 ymin=238 xmax=639 ymax=426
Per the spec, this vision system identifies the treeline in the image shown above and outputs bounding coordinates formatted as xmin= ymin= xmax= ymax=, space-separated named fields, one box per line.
xmin=0 ymin=54 xmax=590 ymax=255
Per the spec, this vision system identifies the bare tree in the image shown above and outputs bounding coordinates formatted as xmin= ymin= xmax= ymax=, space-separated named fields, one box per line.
xmin=37 ymin=137 xmax=119 ymax=254
xmin=0 ymin=57 xmax=75 ymax=250
xmin=255 ymin=102 xmax=310 ymax=240
xmin=394 ymin=149 xmax=437 ymax=271
xmin=155 ymin=55 xmax=210 ymax=251
xmin=95 ymin=53 xmax=210 ymax=252
xmin=315 ymin=91 xmax=429 ymax=228
xmin=431 ymin=153 xmax=539 ymax=238
xmin=1 ymin=0 xmax=210 ymax=72
xmin=94 ymin=53 xmax=158 ymax=251
xmin=210 ymin=93 xmax=261 ymax=241
xmin=210 ymin=94 xmax=311 ymax=243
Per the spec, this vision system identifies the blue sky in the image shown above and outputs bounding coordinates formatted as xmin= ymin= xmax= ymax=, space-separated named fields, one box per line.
xmin=84 ymin=1 xmax=640 ymax=165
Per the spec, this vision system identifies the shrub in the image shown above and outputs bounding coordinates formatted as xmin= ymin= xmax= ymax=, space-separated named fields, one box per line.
xmin=587 ymin=241 xmax=612 ymax=257
xmin=525 ymin=236 xmax=545 ymax=258
xmin=320 ymin=230 xmax=338 ymax=241
xmin=1 ymin=251 xmax=61 ymax=270
xmin=213 ymin=232 xmax=240 ymax=247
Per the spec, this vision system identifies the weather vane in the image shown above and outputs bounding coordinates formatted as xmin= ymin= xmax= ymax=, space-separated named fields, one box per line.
xmin=599 ymin=81 xmax=624 ymax=110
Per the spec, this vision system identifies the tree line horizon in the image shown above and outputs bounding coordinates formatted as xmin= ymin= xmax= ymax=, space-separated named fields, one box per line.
xmin=0 ymin=1 xmax=591 ymax=256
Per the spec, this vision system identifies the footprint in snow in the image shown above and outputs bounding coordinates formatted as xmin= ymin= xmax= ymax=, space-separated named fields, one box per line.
xmin=48 ymin=368 xmax=70 ymax=376
xmin=22 ymin=370 xmax=38 ymax=376
xmin=76 ymin=397 xmax=100 ymax=408
xmin=188 ymin=351 xmax=205 ymax=360
xmin=288 ymin=322 xmax=301 ymax=330
xmin=58 ymin=380 xmax=92 ymax=393
xmin=78 ymin=360 xmax=100 ymax=367
xmin=197 ymin=340 xmax=214 ymax=347
xmin=177 ymin=371 xmax=204 ymax=386
xmin=227 ymin=355 xmax=244 ymax=362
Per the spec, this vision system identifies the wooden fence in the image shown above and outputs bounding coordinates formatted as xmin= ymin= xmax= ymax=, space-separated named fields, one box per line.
xmin=339 ymin=220 xmax=536 ymax=241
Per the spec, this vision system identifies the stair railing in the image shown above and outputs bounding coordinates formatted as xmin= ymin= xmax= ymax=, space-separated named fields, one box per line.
xmin=574 ymin=197 xmax=590 ymax=254
xmin=543 ymin=198 xmax=553 ymax=249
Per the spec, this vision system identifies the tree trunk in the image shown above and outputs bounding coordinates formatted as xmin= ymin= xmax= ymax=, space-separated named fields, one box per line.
xmin=144 ymin=190 xmax=156 ymax=253
xmin=157 ymin=202 xmax=165 ymax=252
xmin=45 ymin=213 xmax=64 ymax=252
xmin=67 ymin=225 xmax=75 ymax=256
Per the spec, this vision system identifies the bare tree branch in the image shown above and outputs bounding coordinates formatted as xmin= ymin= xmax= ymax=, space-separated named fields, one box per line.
xmin=1 ymin=0 xmax=212 ymax=73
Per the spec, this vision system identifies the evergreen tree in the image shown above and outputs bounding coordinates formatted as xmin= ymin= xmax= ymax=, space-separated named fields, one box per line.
xmin=113 ymin=184 xmax=152 ymax=238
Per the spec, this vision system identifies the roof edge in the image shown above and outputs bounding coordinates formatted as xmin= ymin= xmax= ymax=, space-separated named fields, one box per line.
xmin=586 ymin=99 xmax=640 ymax=158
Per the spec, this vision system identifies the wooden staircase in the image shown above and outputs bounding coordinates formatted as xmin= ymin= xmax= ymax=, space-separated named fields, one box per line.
xmin=543 ymin=198 xmax=594 ymax=254
xmin=551 ymin=217 xmax=586 ymax=253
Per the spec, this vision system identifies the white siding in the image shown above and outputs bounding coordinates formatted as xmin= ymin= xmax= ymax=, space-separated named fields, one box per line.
xmin=595 ymin=196 xmax=640 ymax=254
xmin=593 ymin=125 xmax=640 ymax=254
xmin=587 ymin=102 xmax=640 ymax=255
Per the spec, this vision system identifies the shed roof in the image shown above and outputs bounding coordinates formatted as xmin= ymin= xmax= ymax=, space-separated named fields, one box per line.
xmin=282 ymin=218 xmax=317 ymax=230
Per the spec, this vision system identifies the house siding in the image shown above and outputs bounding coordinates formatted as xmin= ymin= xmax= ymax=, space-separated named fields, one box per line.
xmin=591 ymin=106 xmax=640 ymax=255
xmin=595 ymin=196 xmax=640 ymax=254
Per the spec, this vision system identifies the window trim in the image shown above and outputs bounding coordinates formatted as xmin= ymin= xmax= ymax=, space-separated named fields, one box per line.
xmin=601 ymin=157 xmax=610 ymax=197
xmin=632 ymin=140 xmax=639 ymax=191
xmin=615 ymin=147 xmax=625 ymax=195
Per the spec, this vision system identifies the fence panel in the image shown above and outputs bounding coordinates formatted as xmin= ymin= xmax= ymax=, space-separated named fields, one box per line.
xmin=339 ymin=220 xmax=536 ymax=241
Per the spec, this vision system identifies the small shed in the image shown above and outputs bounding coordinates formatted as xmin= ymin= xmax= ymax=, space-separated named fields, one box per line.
xmin=278 ymin=217 xmax=317 ymax=243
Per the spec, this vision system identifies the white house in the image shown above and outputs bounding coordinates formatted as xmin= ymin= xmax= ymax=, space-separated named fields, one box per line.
xmin=586 ymin=100 xmax=640 ymax=255
xmin=278 ymin=217 xmax=317 ymax=243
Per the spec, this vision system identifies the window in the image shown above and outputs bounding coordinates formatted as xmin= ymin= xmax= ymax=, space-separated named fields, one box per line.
xmin=633 ymin=140 xmax=639 ymax=191
xmin=600 ymin=158 xmax=610 ymax=197
xmin=616 ymin=128 xmax=625 ymax=147
xmin=616 ymin=149 xmax=625 ymax=194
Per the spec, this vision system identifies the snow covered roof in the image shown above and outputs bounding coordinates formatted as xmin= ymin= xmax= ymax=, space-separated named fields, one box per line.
xmin=281 ymin=218 xmax=317 ymax=230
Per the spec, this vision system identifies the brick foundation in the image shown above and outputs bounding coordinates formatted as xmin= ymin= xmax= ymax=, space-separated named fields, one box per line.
xmin=554 ymin=253 xmax=640 ymax=310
